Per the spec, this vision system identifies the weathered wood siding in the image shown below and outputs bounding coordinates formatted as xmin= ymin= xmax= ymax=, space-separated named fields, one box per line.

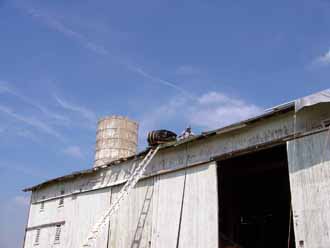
xmin=23 ymin=104 xmax=330 ymax=248
xmin=24 ymin=187 xmax=111 ymax=248
xmin=287 ymin=130 xmax=330 ymax=248
xmin=31 ymin=110 xmax=297 ymax=204
xmin=108 ymin=161 xmax=218 ymax=248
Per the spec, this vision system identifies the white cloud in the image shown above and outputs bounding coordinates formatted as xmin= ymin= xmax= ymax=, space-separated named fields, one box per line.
xmin=63 ymin=145 xmax=84 ymax=159
xmin=191 ymin=91 xmax=262 ymax=129
xmin=13 ymin=196 xmax=30 ymax=207
xmin=54 ymin=94 xmax=97 ymax=125
xmin=176 ymin=65 xmax=200 ymax=76
xmin=315 ymin=49 xmax=330 ymax=66
xmin=138 ymin=91 xmax=263 ymax=148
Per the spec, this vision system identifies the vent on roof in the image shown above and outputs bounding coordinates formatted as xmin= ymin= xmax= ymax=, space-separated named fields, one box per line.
xmin=40 ymin=196 xmax=45 ymax=212
xmin=58 ymin=190 xmax=64 ymax=207
xmin=34 ymin=229 xmax=41 ymax=245
xmin=54 ymin=225 xmax=61 ymax=244
xmin=322 ymin=118 xmax=330 ymax=128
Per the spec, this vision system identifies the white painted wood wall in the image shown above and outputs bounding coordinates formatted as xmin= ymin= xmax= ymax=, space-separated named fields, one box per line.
xmin=23 ymin=103 xmax=330 ymax=248
xmin=24 ymin=162 xmax=218 ymax=248
xmin=288 ymin=131 xmax=330 ymax=248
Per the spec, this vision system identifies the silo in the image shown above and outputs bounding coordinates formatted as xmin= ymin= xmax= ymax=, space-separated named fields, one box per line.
xmin=94 ymin=116 xmax=138 ymax=168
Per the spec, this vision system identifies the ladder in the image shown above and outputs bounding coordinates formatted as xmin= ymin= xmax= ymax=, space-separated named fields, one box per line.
xmin=81 ymin=146 xmax=160 ymax=248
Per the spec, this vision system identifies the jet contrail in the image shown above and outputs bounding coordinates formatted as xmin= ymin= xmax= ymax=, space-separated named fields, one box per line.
xmin=22 ymin=6 xmax=194 ymax=98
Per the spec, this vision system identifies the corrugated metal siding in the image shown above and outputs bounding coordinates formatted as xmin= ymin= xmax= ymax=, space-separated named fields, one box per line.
xmin=287 ymin=131 xmax=330 ymax=248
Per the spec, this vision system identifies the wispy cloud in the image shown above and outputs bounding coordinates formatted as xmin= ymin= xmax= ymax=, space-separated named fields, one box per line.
xmin=0 ymin=104 xmax=65 ymax=141
xmin=0 ymin=162 xmax=46 ymax=179
xmin=63 ymin=145 xmax=84 ymax=159
xmin=54 ymin=94 xmax=97 ymax=125
xmin=0 ymin=126 xmax=6 ymax=134
xmin=19 ymin=5 xmax=192 ymax=97
xmin=138 ymin=91 xmax=262 ymax=147
xmin=314 ymin=49 xmax=330 ymax=66
xmin=0 ymin=80 xmax=69 ymax=123
xmin=176 ymin=65 xmax=201 ymax=76
xmin=13 ymin=196 xmax=30 ymax=206
xmin=24 ymin=7 xmax=109 ymax=56
xmin=126 ymin=65 xmax=194 ymax=98
xmin=17 ymin=129 xmax=41 ymax=143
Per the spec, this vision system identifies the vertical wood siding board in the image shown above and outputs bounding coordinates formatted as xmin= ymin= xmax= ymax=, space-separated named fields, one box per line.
xmin=287 ymin=131 xmax=330 ymax=247
xmin=149 ymin=170 xmax=186 ymax=248
xmin=109 ymin=178 xmax=154 ymax=248
xmin=178 ymin=162 xmax=218 ymax=248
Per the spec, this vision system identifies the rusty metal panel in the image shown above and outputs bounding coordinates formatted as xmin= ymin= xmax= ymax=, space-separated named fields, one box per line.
xmin=287 ymin=131 xmax=330 ymax=248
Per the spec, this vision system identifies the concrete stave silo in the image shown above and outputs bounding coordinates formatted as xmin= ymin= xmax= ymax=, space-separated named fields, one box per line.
xmin=94 ymin=116 xmax=138 ymax=167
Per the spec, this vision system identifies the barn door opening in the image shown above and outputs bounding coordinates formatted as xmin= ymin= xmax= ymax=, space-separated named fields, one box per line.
xmin=217 ymin=145 xmax=295 ymax=248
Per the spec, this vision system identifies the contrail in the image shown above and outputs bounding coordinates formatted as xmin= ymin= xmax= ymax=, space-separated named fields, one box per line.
xmin=21 ymin=5 xmax=194 ymax=98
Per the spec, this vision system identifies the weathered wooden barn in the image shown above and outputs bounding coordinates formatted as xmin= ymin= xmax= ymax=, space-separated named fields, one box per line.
xmin=22 ymin=89 xmax=330 ymax=248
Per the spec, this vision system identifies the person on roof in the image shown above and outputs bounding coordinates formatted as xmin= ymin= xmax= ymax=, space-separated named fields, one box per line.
xmin=179 ymin=126 xmax=195 ymax=140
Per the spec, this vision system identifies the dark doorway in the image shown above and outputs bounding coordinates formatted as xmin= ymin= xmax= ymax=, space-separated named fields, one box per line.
xmin=217 ymin=145 xmax=295 ymax=248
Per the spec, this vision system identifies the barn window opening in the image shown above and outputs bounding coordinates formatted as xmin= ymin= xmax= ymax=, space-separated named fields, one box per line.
xmin=217 ymin=145 xmax=296 ymax=248
xmin=40 ymin=196 xmax=45 ymax=211
xmin=58 ymin=190 xmax=65 ymax=207
xmin=54 ymin=225 xmax=62 ymax=244
xmin=34 ymin=228 xmax=41 ymax=245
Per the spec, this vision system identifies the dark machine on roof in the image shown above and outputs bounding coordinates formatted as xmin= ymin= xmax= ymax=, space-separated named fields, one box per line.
xmin=147 ymin=130 xmax=177 ymax=146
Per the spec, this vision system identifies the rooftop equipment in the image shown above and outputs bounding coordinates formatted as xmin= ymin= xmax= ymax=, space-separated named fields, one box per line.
xmin=147 ymin=129 xmax=177 ymax=147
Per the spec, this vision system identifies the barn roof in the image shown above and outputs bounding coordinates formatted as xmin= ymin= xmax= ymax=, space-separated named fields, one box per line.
xmin=23 ymin=88 xmax=330 ymax=192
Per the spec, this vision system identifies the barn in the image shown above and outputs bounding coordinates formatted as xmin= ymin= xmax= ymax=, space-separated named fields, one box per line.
xmin=22 ymin=89 xmax=330 ymax=248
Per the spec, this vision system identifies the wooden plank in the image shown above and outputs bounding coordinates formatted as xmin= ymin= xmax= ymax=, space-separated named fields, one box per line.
xmin=178 ymin=162 xmax=218 ymax=248
xmin=109 ymin=178 xmax=154 ymax=248
xmin=287 ymin=131 xmax=330 ymax=247
xmin=150 ymin=170 xmax=186 ymax=248
xmin=26 ymin=221 xmax=65 ymax=231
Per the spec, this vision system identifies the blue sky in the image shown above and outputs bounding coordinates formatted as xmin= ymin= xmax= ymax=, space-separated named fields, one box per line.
xmin=0 ymin=0 xmax=330 ymax=247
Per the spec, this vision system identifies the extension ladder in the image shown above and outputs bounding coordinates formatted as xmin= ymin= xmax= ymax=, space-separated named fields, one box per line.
xmin=81 ymin=146 xmax=160 ymax=248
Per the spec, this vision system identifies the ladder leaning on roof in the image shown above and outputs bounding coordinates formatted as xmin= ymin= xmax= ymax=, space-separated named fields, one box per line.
xmin=81 ymin=146 xmax=160 ymax=248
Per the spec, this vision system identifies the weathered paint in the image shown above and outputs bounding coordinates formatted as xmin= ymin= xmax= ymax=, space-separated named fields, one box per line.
xmin=176 ymin=162 xmax=218 ymax=248
xmin=25 ymin=187 xmax=111 ymax=248
xmin=287 ymin=130 xmax=330 ymax=248
xmin=108 ymin=162 xmax=218 ymax=248
xmin=31 ymin=110 xmax=297 ymax=204
xmin=23 ymin=103 xmax=330 ymax=248
xmin=109 ymin=178 xmax=154 ymax=248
